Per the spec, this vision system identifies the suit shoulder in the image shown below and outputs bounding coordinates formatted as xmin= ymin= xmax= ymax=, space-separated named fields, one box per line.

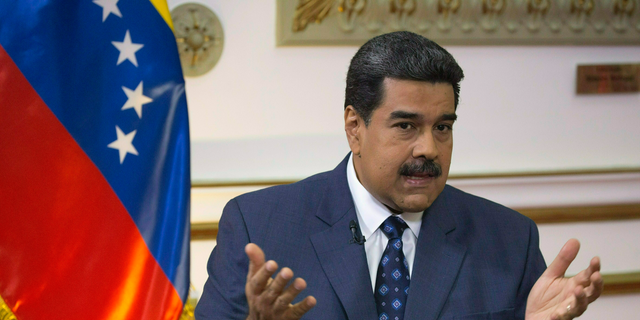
xmin=443 ymin=184 xmax=533 ymax=226
xmin=441 ymin=185 xmax=541 ymax=267
xmin=229 ymin=170 xmax=331 ymax=214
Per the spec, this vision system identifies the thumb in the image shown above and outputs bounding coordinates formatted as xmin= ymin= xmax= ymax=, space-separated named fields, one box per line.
xmin=245 ymin=243 xmax=265 ymax=280
xmin=543 ymin=238 xmax=580 ymax=279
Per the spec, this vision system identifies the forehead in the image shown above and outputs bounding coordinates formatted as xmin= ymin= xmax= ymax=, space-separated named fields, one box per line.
xmin=376 ymin=78 xmax=455 ymax=118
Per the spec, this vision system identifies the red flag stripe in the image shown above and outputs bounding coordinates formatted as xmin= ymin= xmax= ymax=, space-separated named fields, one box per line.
xmin=0 ymin=45 xmax=182 ymax=319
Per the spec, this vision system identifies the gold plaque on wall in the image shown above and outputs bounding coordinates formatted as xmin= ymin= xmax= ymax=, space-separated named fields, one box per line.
xmin=577 ymin=63 xmax=640 ymax=94
xmin=277 ymin=0 xmax=640 ymax=46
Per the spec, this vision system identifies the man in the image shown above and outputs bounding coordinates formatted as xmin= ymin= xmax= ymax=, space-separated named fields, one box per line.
xmin=195 ymin=31 xmax=602 ymax=320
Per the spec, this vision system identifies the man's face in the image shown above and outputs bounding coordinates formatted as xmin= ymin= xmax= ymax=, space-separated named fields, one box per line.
xmin=345 ymin=78 xmax=456 ymax=213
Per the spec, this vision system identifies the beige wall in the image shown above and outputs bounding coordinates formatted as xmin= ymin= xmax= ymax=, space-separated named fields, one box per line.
xmin=172 ymin=0 xmax=640 ymax=317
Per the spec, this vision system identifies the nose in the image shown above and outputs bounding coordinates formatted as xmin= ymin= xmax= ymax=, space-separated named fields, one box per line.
xmin=412 ymin=131 xmax=438 ymax=160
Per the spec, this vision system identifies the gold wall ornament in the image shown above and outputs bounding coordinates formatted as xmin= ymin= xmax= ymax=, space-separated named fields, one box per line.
xmin=171 ymin=3 xmax=224 ymax=77
xmin=363 ymin=0 xmax=391 ymax=31
xmin=293 ymin=0 xmax=334 ymax=32
xmin=526 ymin=0 xmax=550 ymax=31
xmin=481 ymin=0 xmax=506 ymax=31
xmin=276 ymin=0 xmax=640 ymax=45
xmin=337 ymin=0 xmax=367 ymax=31
xmin=568 ymin=0 xmax=595 ymax=31
xmin=612 ymin=0 xmax=637 ymax=32
xmin=502 ymin=0 xmax=523 ymax=32
xmin=389 ymin=0 xmax=418 ymax=30
xmin=456 ymin=0 xmax=480 ymax=32
xmin=437 ymin=0 xmax=461 ymax=31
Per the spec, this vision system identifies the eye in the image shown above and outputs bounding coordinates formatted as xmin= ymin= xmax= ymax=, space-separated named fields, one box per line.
xmin=397 ymin=122 xmax=414 ymax=130
xmin=436 ymin=124 xmax=452 ymax=132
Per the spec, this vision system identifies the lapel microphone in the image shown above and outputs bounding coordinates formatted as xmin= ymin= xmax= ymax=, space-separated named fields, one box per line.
xmin=349 ymin=220 xmax=366 ymax=245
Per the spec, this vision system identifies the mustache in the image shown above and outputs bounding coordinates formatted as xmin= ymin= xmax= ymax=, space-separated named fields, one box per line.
xmin=398 ymin=159 xmax=442 ymax=178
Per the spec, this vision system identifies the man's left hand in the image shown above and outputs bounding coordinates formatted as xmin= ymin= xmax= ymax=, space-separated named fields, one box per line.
xmin=525 ymin=239 xmax=603 ymax=320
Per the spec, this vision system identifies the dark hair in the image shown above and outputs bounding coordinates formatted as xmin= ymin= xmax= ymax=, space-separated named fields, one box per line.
xmin=344 ymin=31 xmax=464 ymax=125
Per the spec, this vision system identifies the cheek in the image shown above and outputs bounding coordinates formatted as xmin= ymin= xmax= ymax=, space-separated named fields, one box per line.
xmin=439 ymin=141 xmax=453 ymax=159
xmin=366 ymin=157 xmax=397 ymax=183
xmin=374 ymin=158 xmax=392 ymax=176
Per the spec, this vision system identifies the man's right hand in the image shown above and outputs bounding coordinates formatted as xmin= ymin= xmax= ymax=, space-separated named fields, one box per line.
xmin=245 ymin=243 xmax=317 ymax=320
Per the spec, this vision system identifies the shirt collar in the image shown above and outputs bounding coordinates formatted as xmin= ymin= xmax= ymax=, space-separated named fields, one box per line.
xmin=346 ymin=154 xmax=423 ymax=239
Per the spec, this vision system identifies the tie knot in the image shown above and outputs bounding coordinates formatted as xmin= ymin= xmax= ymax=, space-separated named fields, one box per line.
xmin=380 ymin=216 xmax=408 ymax=240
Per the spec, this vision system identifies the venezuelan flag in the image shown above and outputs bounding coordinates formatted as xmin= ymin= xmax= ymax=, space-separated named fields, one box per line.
xmin=0 ymin=0 xmax=190 ymax=319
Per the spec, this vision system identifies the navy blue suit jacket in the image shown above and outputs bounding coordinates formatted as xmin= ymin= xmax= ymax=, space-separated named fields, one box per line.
xmin=195 ymin=156 xmax=547 ymax=320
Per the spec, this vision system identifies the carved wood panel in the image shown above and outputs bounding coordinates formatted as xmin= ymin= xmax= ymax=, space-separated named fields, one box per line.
xmin=277 ymin=0 xmax=640 ymax=45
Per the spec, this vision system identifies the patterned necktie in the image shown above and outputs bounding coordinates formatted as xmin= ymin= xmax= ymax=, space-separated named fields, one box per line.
xmin=374 ymin=216 xmax=410 ymax=320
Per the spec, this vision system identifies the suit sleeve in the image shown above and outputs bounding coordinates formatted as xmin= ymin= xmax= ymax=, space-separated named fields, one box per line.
xmin=515 ymin=219 xmax=547 ymax=319
xmin=195 ymin=198 xmax=250 ymax=320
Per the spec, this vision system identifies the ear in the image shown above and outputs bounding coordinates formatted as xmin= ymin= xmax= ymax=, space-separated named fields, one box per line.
xmin=344 ymin=105 xmax=363 ymax=156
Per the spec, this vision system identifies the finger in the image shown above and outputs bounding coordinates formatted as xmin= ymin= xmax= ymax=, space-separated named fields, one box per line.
xmin=287 ymin=295 xmax=317 ymax=319
xmin=579 ymin=257 xmax=601 ymax=302
xmin=577 ymin=256 xmax=600 ymax=281
xmin=273 ymin=278 xmax=308 ymax=313
xmin=544 ymin=239 xmax=580 ymax=279
xmin=589 ymin=256 xmax=601 ymax=274
xmin=247 ymin=259 xmax=279 ymax=296
xmin=261 ymin=267 xmax=294 ymax=306
xmin=571 ymin=267 xmax=592 ymax=288
xmin=586 ymin=270 xmax=603 ymax=303
xmin=245 ymin=243 xmax=266 ymax=280
xmin=572 ymin=285 xmax=589 ymax=318
xmin=550 ymin=286 xmax=584 ymax=320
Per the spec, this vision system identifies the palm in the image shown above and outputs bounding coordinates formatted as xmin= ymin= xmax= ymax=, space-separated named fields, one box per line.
xmin=526 ymin=276 xmax=576 ymax=319
xmin=524 ymin=239 xmax=602 ymax=320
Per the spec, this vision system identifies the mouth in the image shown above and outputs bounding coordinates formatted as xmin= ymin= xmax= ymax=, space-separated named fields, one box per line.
xmin=405 ymin=171 xmax=435 ymax=179
xmin=403 ymin=173 xmax=436 ymax=186
xmin=398 ymin=160 xmax=442 ymax=185
xmin=406 ymin=175 xmax=433 ymax=180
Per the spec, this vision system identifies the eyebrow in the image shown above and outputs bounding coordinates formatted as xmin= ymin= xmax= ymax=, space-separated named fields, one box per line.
xmin=440 ymin=113 xmax=458 ymax=122
xmin=389 ymin=111 xmax=458 ymax=122
xmin=389 ymin=111 xmax=422 ymax=120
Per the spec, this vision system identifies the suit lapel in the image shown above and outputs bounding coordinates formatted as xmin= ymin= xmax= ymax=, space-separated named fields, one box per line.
xmin=310 ymin=155 xmax=378 ymax=320
xmin=310 ymin=213 xmax=378 ymax=320
xmin=404 ymin=188 xmax=467 ymax=320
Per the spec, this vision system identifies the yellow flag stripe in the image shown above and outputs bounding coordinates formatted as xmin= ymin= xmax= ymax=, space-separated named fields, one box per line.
xmin=149 ymin=0 xmax=174 ymax=30
xmin=0 ymin=295 xmax=17 ymax=320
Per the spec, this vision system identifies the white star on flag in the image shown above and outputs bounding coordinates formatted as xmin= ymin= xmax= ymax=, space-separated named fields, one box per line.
xmin=93 ymin=0 xmax=122 ymax=22
xmin=122 ymin=81 xmax=153 ymax=118
xmin=108 ymin=126 xmax=139 ymax=164
xmin=112 ymin=30 xmax=144 ymax=67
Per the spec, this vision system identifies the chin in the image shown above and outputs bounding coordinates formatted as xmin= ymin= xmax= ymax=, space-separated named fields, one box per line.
xmin=396 ymin=196 xmax=433 ymax=213
xmin=399 ymin=204 xmax=431 ymax=213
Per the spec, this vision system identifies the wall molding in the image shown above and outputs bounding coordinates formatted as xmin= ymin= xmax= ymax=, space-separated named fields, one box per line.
xmin=602 ymin=272 xmax=640 ymax=295
xmin=191 ymin=222 xmax=219 ymax=241
xmin=191 ymin=167 xmax=640 ymax=188
xmin=516 ymin=203 xmax=640 ymax=223
xmin=191 ymin=169 xmax=640 ymax=225
xmin=189 ymin=222 xmax=640 ymax=295
xmin=190 ymin=203 xmax=640 ymax=241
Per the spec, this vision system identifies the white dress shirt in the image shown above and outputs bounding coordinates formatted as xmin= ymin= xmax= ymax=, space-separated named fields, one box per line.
xmin=346 ymin=154 xmax=423 ymax=292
